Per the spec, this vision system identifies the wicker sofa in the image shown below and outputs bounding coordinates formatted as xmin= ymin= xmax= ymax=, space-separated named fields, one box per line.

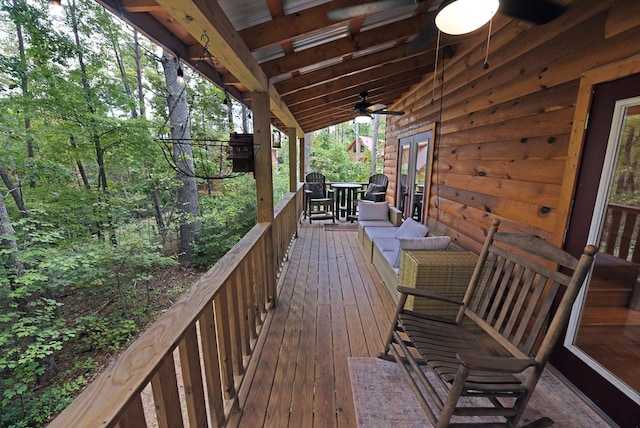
xmin=357 ymin=201 xmax=477 ymax=307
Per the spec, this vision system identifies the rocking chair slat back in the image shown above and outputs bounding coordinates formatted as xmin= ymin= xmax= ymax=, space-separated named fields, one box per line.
xmin=381 ymin=218 xmax=597 ymax=427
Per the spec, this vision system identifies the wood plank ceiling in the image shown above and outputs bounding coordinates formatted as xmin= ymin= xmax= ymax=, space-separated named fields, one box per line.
xmin=96 ymin=0 xmax=469 ymax=133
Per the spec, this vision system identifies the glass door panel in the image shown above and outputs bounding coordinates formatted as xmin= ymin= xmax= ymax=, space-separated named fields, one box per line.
xmin=566 ymin=97 xmax=640 ymax=403
xmin=397 ymin=140 xmax=410 ymax=215
xmin=396 ymin=131 xmax=433 ymax=221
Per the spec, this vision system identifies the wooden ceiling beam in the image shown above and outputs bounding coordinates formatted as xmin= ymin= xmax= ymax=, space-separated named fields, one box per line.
xmin=292 ymin=78 xmax=423 ymax=121
xmin=283 ymin=58 xmax=432 ymax=107
xmin=260 ymin=10 xmax=432 ymax=77
xmin=298 ymin=86 xmax=412 ymax=131
xmin=292 ymin=85 xmax=421 ymax=129
xmin=121 ymin=0 xmax=163 ymax=13
xmin=239 ymin=0 xmax=374 ymax=51
xmin=275 ymin=43 xmax=431 ymax=96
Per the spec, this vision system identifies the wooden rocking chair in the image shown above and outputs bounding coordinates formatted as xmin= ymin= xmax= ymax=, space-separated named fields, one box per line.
xmin=380 ymin=219 xmax=597 ymax=427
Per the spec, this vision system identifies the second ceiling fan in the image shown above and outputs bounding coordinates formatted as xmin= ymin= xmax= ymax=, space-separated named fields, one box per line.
xmin=352 ymin=91 xmax=404 ymax=124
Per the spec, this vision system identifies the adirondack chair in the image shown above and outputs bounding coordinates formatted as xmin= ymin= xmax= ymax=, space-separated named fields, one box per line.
xmin=350 ymin=174 xmax=389 ymax=222
xmin=358 ymin=173 xmax=389 ymax=202
xmin=304 ymin=172 xmax=334 ymax=223
xmin=380 ymin=219 xmax=597 ymax=427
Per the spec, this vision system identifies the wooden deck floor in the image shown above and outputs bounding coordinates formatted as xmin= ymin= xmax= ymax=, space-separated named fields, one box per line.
xmin=227 ymin=220 xmax=396 ymax=428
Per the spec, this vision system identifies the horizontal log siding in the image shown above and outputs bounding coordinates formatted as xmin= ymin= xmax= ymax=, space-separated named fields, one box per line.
xmin=385 ymin=0 xmax=640 ymax=252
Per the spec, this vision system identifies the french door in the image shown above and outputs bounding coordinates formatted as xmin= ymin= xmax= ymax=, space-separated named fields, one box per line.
xmin=396 ymin=131 xmax=433 ymax=222
xmin=553 ymin=73 xmax=640 ymax=427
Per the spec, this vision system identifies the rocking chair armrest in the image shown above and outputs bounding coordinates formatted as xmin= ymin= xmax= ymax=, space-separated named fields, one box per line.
xmin=396 ymin=286 xmax=464 ymax=306
xmin=456 ymin=352 xmax=537 ymax=373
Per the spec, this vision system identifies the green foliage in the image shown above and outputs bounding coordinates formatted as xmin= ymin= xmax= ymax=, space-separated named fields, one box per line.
xmin=193 ymin=175 xmax=257 ymax=267
xmin=309 ymin=128 xmax=371 ymax=182
xmin=0 ymin=210 xmax=176 ymax=425
xmin=0 ymin=375 xmax=84 ymax=428
xmin=75 ymin=315 xmax=138 ymax=351
xmin=0 ymin=0 xmax=388 ymax=425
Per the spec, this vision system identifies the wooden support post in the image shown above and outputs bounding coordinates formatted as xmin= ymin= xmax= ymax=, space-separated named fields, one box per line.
xmin=288 ymin=127 xmax=297 ymax=192
xmin=299 ymin=136 xmax=305 ymax=183
xmin=252 ymin=91 xmax=273 ymax=223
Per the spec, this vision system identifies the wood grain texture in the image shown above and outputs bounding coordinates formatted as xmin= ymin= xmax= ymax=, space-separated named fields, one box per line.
xmin=229 ymin=221 xmax=394 ymax=428
xmin=386 ymin=1 xmax=640 ymax=250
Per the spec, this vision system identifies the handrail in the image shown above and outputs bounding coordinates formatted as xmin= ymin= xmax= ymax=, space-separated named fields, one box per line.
xmin=603 ymin=202 xmax=640 ymax=263
xmin=48 ymin=185 xmax=305 ymax=428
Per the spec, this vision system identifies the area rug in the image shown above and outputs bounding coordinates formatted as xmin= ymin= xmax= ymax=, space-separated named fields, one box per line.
xmin=324 ymin=223 xmax=358 ymax=231
xmin=348 ymin=357 xmax=610 ymax=428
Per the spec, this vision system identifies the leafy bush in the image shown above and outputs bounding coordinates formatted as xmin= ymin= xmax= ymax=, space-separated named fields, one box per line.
xmin=0 ymin=210 xmax=176 ymax=426
xmin=193 ymin=175 xmax=257 ymax=268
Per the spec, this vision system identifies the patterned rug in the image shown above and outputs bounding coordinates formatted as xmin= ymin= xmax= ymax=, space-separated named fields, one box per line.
xmin=323 ymin=223 xmax=358 ymax=231
xmin=348 ymin=357 xmax=610 ymax=428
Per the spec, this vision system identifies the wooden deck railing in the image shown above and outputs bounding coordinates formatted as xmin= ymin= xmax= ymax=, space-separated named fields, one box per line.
xmin=48 ymin=185 xmax=305 ymax=428
xmin=602 ymin=202 xmax=640 ymax=263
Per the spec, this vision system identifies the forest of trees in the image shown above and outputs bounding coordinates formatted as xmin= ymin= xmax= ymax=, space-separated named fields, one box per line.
xmin=0 ymin=1 xmax=384 ymax=426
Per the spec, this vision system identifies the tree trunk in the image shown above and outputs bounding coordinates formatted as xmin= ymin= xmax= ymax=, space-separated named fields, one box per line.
xmin=161 ymin=51 xmax=200 ymax=264
xmin=371 ymin=114 xmax=380 ymax=175
xmin=103 ymin=10 xmax=138 ymax=119
xmin=134 ymin=30 xmax=146 ymax=118
xmin=355 ymin=122 xmax=361 ymax=162
xmin=0 ymin=191 xmax=24 ymax=280
xmin=70 ymin=134 xmax=91 ymax=189
xmin=12 ymin=0 xmax=35 ymax=189
xmin=304 ymin=132 xmax=312 ymax=176
xmin=0 ymin=163 xmax=28 ymax=218
xmin=70 ymin=0 xmax=116 ymax=244
xmin=241 ymin=103 xmax=249 ymax=132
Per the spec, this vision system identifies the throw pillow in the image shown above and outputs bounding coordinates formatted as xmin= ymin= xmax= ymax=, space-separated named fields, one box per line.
xmin=358 ymin=201 xmax=389 ymax=221
xmin=365 ymin=183 xmax=386 ymax=201
xmin=395 ymin=218 xmax=429 ymax=239
xmin=392 ymin=236 xmax=452 ymax=268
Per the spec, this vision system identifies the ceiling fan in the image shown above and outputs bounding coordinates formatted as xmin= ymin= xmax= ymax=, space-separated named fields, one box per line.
xmin=352 ymin=91 xmax=404 ymax=124
xmin=328 ymin=0 xmax=567 ymax=51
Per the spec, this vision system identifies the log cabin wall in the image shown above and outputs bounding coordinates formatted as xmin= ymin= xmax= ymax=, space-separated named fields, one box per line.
xmin=384 ymin=0 xmax=640 ymax=253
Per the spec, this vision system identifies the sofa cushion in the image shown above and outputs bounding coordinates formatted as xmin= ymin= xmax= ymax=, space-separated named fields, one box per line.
xmin=391 ymin=236 xmax=452 ymax=269
xmin=359 ymin=220 xmax=394 ymax=229
xmin=395 ymin=218 xmax=429 ymax=239
xmin=400 ymin=236 xmax=451 ymax=251
xmin=381 ymin=249 xmax=401 ymax=274
xmin=365 ymin=226 xmax=399 ymax=242
xmin=374 ymin=236 xmax=398 ymax=253
xmin=358 ymin=200 xmax=389 ymax=221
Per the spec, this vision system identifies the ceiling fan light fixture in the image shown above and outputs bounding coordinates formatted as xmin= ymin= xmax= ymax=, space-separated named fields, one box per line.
xmin=435 ymin=0 xmax=499 ymax=35
xmin=354 ymin=112 xmax=372 ymax=124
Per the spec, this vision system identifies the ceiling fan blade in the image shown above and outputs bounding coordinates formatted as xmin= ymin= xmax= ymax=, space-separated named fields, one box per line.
xmin=374 ymin=110 xmax=405 ymax=116
xmin=367 ymin=103 xmax=387 ymax=112
xmin=406 ymin=15 xmax=437 ymax=54
xmin=327 ymin=0 xmax=416 ymax=20
xmin=499 ymin=0 xmax=567 ymax=25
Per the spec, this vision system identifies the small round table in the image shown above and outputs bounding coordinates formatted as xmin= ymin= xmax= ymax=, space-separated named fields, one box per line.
xmin=331 ymin=183 xmax=362 ymax=220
